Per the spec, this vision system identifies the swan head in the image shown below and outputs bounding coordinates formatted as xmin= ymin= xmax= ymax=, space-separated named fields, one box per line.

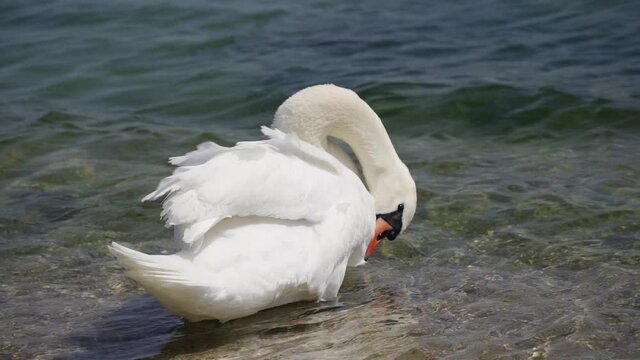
xmin=371 ymin=161 xmax=417 ymax=241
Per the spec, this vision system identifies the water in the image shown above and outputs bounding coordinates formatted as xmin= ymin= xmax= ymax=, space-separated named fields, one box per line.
xmin=1 ymin=0 xmax=639 ymax=358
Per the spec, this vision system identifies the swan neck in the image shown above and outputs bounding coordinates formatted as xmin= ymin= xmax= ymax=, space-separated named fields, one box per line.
xmin=272 ymin=85 xmax=404 ymax=202
xmin=331 ymin=117 xmax=401 ymax=192
xmin=276 ymin=106 xmax=400 ymax=193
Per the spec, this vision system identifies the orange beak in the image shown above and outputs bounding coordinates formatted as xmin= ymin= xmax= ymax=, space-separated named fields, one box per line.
xmin=365 ymin=217 xmax=393 ymax=260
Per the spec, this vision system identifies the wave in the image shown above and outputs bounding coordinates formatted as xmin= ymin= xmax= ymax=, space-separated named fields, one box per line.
xmin=364 ymin=84 xmax=640 ymax=138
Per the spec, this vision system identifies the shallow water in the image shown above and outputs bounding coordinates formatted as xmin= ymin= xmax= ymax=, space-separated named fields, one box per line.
xmin=1 ymin=0 xmax=640 ymax=359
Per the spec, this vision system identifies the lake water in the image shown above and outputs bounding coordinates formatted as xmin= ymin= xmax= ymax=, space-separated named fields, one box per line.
xmin=1 ymin=0 xmax=639 ymax=358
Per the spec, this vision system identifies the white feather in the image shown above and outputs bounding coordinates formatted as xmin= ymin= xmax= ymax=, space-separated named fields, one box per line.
xmin=111 ymin=127 xmax=374 ymax=321
xmin=110 ymin=84 xmax=417 ymax=322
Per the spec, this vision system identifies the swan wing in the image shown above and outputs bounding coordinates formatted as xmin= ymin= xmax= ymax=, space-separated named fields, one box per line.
xmin=143 ymin=126 xmax=350 ymax=247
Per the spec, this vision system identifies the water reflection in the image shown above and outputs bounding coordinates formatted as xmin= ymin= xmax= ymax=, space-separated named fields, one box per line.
xmin=68 ymin=296 xmax=181 ymax=359
xmin=67 ymin=270 xmax=422 ymax=359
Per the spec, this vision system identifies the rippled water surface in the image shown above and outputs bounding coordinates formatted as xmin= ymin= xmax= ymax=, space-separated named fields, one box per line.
xmin=1 ymin=0 xmax=639 ymax=359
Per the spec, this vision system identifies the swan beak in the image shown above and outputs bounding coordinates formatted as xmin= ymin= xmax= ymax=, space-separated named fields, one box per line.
xmin=365 ymin=218 xmax=393 ymax=260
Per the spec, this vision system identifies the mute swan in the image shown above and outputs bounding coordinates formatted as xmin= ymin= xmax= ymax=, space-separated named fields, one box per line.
xmin=110 ymin=84 xmax=417 ymax=322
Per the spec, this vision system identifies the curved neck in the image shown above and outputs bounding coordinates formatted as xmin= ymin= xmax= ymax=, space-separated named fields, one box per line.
xmin=323 ymin=111 xmax=402 ymax=198
xmin=272 ymin=85 xmax=403 ymax=201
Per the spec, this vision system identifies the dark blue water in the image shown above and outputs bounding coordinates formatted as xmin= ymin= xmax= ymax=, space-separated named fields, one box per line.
xmin=1 ymin=1 xmax=639 ymax=358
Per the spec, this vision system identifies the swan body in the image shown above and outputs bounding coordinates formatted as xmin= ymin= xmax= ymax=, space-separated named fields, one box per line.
xmin=110 ymin=84 xmax=416 ymax=322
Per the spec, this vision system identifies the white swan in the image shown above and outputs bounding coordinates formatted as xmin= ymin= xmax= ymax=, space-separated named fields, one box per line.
xmin=110 ymin=84 xmax=417 ymax=322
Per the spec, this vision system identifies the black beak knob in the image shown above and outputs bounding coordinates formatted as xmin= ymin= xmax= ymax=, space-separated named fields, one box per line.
xmin=376 ymin=204 xmax=404 ymax=241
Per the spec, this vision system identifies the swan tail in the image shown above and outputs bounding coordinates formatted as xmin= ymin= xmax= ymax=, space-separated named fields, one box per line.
xmin=109 ymin=242 xmax=210 ymax=321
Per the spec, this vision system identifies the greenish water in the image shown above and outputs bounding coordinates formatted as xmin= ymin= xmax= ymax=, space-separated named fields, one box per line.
xmin=1 ymin=0 xmax=639 ymax=358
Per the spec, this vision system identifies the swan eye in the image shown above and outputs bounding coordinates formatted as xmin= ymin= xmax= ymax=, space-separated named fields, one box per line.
xmin=398 ymin=204 xmax=404 ymax=211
